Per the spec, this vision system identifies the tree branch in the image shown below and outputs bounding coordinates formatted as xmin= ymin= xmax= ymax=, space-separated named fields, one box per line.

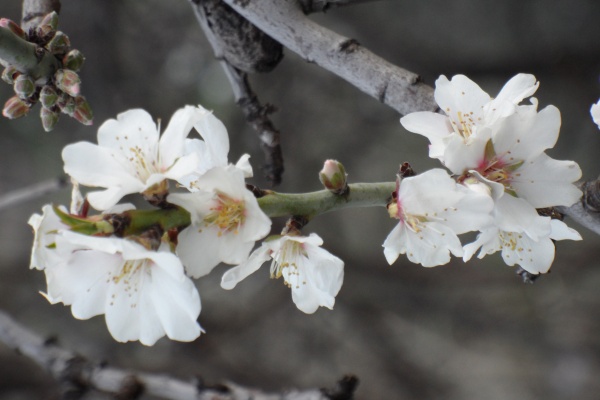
xmin=557 ymin=178 xmax=600 ymax=236
xmin=300 ymin=0 xmax=385 ymax=14
xmin=0 ymin=309 xmax=355 ymax=400
xmin=190 ymin=0 xmax=285 ymax=185
xmin=21 ymin=0 xmax=61 ymax=32
xmin=0 ymin=26 xmax=61 ymax=79
xmin=222 ymin=0 xmax=437 ymax=116
xmin=0 ymin=177 xmax=67 ymax=211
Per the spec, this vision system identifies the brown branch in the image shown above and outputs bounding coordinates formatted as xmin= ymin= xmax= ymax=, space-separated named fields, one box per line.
xmin=190 ymin=0 xmax=285 ymax=185
xmin=222 ymin=0 xmax=437 ymax=116
xmin=21 ymin=0 xmax=61 ymax=32
xmin=0 ymin=309 xmax=357 ymax=400
xmin=300 ymin=0 xmax=385 ymax=14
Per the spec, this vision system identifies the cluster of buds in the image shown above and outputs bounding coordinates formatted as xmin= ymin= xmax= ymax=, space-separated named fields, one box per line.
xmin=0 ymin=12 xmax=92 ymax=131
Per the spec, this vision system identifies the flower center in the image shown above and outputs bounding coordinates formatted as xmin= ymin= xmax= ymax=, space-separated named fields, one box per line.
xmin=473 ymin=140 xmax=524 ymax=196
xmin=125 ymin=145 xmax=159 ymax=182
xmin=107 ymin=258 xmax=151 ymax=307
xmin=388 ymin=201 xmax=429 ymax=233
xmin=270 ymin=241 xmax=307 ymax=289
xmin=449 ymin=110 xmax=476 ymax=139
xmin=203 ymin=191 xmax=246 ymax=236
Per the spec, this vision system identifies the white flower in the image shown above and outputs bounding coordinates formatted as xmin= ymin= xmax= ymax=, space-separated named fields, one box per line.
xmin=221 ymin=233 xmax=344 ymax=314
xmin=42 ymin=232 xmax=202 ymax=346
xmin=464 ymin=218 xmax=581 ymax=274
xmin=400 ymin=73 xmax=538 ymax=160
xmin=383 ymin=168 xmax=493 ymax=267
xmin=168 ymin=165 xmax=271 ymax=278
xmin=28 ymin=204 xmax=69 ymax=271
xmin=62 ymin=105 xmax=230 ymax=210
xmin=454 ymin=104 xmax=582 ymax=208
xmin=591 ymin=99 xmax=600 ymax=129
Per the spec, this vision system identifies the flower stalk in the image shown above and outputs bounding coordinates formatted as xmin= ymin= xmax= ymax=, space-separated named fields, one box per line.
xmin=64 ymin=182 xmax=396 ymax=237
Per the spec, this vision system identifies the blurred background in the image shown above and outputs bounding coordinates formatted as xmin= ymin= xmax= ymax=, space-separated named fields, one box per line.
xmin=1 ymin=0 xmax=600 ymax=399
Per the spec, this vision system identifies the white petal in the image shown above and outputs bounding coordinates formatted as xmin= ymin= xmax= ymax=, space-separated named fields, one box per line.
xmin=484 ymin=74 xmax=538 ymax=124
xmin=192 ymin=107 xmax=230 ymax=169
xmin=221 ymin=243 xmax=273 ymax=290
xmin=435 ymin=75 xmax=490 ymax=128
xmin=97 ymin=109 xmax=159 ymax=155
xmin=492 ymin=105 xmax=561 ymax=162
xmin=494 ymin=195 xmax=551 ymax=240
xmin=235 ymin=154 xmax=253 ymax=178
xmin=512 ymin=153 xmax=582 ymax=207
xmin=500 ymin=232 xmax=555 ymax=274
xmin=463 ymin=228 xmax=501 ymax=261
xmin=176 ymin=226 xmax=224 ymax=278
xmin=549 ymin=219 xmax=582 ymax=241
xmin=442 ymin=132 xmax=489 ymax=175
xmin=159 ymin=106 xmax=204 ymax=169
xmin=591 ymin=100 xmax=600 ymax=129
xmin=400 ymin=112 xmax=452 ymax=159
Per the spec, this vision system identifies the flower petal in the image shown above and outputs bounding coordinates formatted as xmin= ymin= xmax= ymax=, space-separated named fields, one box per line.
xmin=512 ymin=153 xmax=582 ymax=208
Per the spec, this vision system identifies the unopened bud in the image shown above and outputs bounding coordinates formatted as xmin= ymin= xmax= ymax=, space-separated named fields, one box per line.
xmin=54 ymin=69 xmax=80 ymax=97
xmin=13 ymin=74 xmax=36 ymax=99
xmin=3 ymin=96 xmax=30 ymax=119
xmin=2 ymin=66 xmax=19 ymax=84
xmin=0 ymin=18 xmax=26 ymax=40
xmin=36 ymin=11 xmax=59 ymax=40
xmin=40 ymin=85 xmax=58 ymax=108
xmin=41 ymin=106 xmax=59 ymax=132
xmin=57 ymin=93 xmax=75 ymax=115
xmin=319 ymin=159 xmax=348 ymax=195
xmin=62 ymin=49 xmax=85 ymax=71
xmin=72 ymin=96 xmax=93 ymax=125
xmin=45 ymin=31 xmax=70 ymax=55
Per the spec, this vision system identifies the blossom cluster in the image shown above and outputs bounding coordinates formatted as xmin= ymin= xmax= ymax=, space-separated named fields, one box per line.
xmin=386 ymin=74 xmax=582 ymax=273
xmin=30 ymin=105 xmax=344 ymax=345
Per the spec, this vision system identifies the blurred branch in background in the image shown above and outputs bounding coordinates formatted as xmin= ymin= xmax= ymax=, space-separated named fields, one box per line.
xmin=190 ymin=0 xmax=285 ymax=185
xmin=0 ymin=309 xmax=358 ymax=400
xmin=558 ymin=178 xmax=600 ymax=236
xmin=221 ymin=0 xmax=437 ymax=116
xmin=0 ymin=177 xmax=66 ymax=211
xmin=300 ymin=0 xmax=385 ymax=14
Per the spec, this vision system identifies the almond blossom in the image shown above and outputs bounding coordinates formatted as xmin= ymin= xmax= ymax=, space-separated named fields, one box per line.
xmin=39 ymin=228 xmax=202 ymax=346
xmin=221 ymin=233 xmax=344 ymax=314
xmin=168 ymin=164 xmax=271 ymax=278
xmin=62 ymin=105 xmax=230 ymax=210
xmin=400 ymin=73 xmax=582 ymax=273
xmin=400 ymin=73 xmax=539 ymax=161
xmin=383 ymin=168 xmax=493 ymax=267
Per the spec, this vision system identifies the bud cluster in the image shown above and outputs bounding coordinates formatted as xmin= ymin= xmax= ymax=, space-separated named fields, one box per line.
xmin=0 ymin=12 xmax=92 ymax=131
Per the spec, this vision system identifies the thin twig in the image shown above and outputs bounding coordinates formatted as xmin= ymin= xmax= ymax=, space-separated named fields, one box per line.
xmin=300 ymin=0 xmax=385 ymax=14
xmin=0 ymin=177 xmax=67 ymax=211
xmin=0 ymin=309 xmax=352 ymax=399
xmin=222 ymin=0 xmax=438 ymax=116
xmin=190 ymin=0 xmax=285 ymax=185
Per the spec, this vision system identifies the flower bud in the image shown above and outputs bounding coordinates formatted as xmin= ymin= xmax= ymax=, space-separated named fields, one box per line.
xmin=319 ymin=159 xmax=348 ymax=195
xmin=54 ymin=69 xmax=80 ymax=97
xmin=40 ymin=85 xmax=59 ymax=108
xmin=71 ymin=96 xmax=93 ymax=125
xmin=13 ymin=74 xmax=36 ymax=99
xmin=0 ymin=18 xmax=27 ymax=40
xmin=2 ymin=96 xmax=30 ymax=119
xmin=40 ymin=106 xmax=59 ymax=132
xmin=2 ymin=66 xmax=19 ymax=84
xmin=62 ymin=49 xmax=85 ymax=71
xmin=45 ymin=31 xmax=70 ymax=55
xmin=36 ymin=11 xmax=59 ymax=40
xmin=57 ymin=93 xmax=75 ymax=115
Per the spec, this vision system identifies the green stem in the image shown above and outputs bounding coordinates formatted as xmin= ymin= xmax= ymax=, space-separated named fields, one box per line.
xmin=257 ymin=182 xmax=396 ymax=218
xmin=0 ymin=26 xmax=60 ymax=80
xmin=117 ymin=182 xmax=396 ymax=236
